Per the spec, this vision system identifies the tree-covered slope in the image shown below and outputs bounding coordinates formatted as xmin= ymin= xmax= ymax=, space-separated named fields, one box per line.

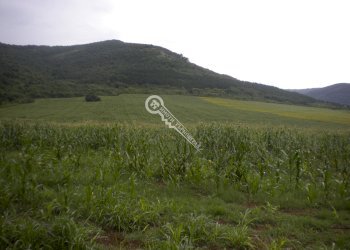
xmin=290 ymin=83 xmax=350 ymax=106
xmin=1 ymin=40 xmax=320 ymax=105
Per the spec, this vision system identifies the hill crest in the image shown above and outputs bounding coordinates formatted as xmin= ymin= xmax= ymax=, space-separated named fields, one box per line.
xmin=0 ymin=40 xmax=327 ymax=106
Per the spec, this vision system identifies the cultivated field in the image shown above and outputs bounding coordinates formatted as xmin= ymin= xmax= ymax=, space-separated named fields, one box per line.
xmin=1 ymin=95 xmax=350 ymax=249
xmin=1 ymin=95 xmax=350 ymax=129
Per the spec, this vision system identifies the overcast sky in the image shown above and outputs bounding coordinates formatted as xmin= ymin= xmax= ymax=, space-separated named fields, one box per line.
xmin=0 ymin=0 xmax=349 ymax=89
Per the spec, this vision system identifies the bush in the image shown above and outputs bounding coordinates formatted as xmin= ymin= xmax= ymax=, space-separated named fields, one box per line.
xmin=85 ymin=94 xmax=101 ymax=102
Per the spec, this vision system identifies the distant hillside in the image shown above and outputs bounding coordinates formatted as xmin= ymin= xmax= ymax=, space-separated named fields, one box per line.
xmin=290 ymin=83 xmax=350 ymax=106
xmin=0 ymin=40 xmax=322 ymax=106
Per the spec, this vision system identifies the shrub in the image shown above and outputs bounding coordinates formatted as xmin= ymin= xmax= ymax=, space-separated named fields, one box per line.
xmin=85 ymin=94 xmax=101 ymax=102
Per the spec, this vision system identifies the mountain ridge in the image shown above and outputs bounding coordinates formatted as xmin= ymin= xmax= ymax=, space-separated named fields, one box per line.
xmin=0 ymin=40 xmax=331 ymax=107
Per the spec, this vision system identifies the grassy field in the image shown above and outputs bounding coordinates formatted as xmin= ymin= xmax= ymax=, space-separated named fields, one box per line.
xmin=1 ymin=94 xmax=350 ymax=129
xmin=1 ymin=95 xmax=350 ymax=249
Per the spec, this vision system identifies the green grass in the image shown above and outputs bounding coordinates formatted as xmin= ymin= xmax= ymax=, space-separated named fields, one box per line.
xmin=1 ymin=94 xmax=350 ymax=129
xmin=1 ymin=95 xmax=350 ymax=249
xmin=202 ymin=97 xmax=350 ymax=125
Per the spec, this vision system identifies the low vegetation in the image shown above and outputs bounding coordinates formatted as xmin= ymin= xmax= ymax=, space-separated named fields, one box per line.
xmin=0 ymin=120 xmax=349 ymax=249
xmin=0 ymin=95 xmax=349 ymax=249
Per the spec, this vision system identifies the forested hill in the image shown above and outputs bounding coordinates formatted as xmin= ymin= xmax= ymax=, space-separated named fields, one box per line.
xmin=1 ymin=40 xmax=322 ymax=105
xmin=290 ymin=83 xmax=350 ymax=106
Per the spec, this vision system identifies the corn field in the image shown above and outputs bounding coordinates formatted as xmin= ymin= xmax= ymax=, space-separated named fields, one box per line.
xmin=0 ymin=121 xmax=349 ymax=249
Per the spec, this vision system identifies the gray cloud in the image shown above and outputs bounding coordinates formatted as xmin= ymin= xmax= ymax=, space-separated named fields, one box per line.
xmin=0 ymin=0 xmax=117 ymax=45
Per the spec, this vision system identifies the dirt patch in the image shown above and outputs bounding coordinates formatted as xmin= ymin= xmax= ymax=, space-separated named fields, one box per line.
xmin=280 ymin=208 xmax=317 ymax=216
xmin=123 ymin=239 xmax=144 ymax=250
xmin=215 ymin=218 xmax=235 ymax=225
xmin=244 ymin=202 xmax=260 ymax=209
xmin=95 ymin=230 xmax=143 ymax=249
xmin=155 ymin=179 xmax=166 ymax=187
xmin=95 ymin=230 xmax=122 ymax=246
xmin=252 ymin=223 xmax=270 ymax=232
